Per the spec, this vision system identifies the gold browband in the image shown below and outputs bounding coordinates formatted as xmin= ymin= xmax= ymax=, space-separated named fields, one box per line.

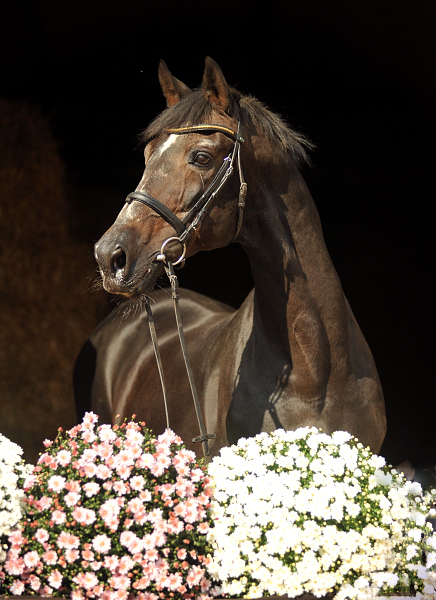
xmin=165 ymin=124 xmax=243 ymax=142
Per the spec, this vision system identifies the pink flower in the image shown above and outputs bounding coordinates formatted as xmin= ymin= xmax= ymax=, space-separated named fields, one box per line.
xmin=8 ymin=530 xmax=24 ymax=546
xmin=99 ymin=498 xmax=120 ymax=521
xmin=128 ymin=536 xmax=144 ymax=554
xmin=57 ymin=531 xmax=80 ymax=549
xmin=148 ymin=508 xmax=163 ymax=524
xmin=133 ymin=510 xmax=147 ymax=525
xmin=82 ymin=429 xmax=97 ymax=443
xmin=96 ymin=464 xmax=111 ymax=479
xmin=48 ymin=475 xmax=66 ymax=492
xmin=158 ymin=429 xmax=180 ymax=445
xmin=127 ymin=497 xmax=144 ymax=513
xmin=74 ymin=571 xmax=99 ymax=590
xmin=81 ymin=448 xmax=98 ymax=463
xmin=145 ymin=548 xmax=158 ymax=562
xmin=65 ymin=548 xmax=80 ymax=563
xmin=177 ymin=548 xmax=187 ymax=560
xmin=23 ymin=550 xmax=40 ymax=568
xmin=113 ymin=480 xmax=128 ymax=495
xmin=37 ymin=495 xmax=53 ymax=510
xmin=57 ymin=449 xmax=72 ymax=466
xmin=35 ymin=528 xmax=49 ymax=544
xmin=116 ymin=463 xmax=132 ymax=480
xmin=159 ymin=483 xmax=175 ymax=499
xmin=104 ymin=554 xmax=119 ymax=571
xmin=98 ymin=424 xmax=117 ymax=442
xmin=138 ymin=593 xmax=158 ymax=600
xmin=120 ymin=530 xmax=136 ymax=548
xmin=43 ymin=439 xmax=53 ymax=448
xmin=106 ymin=514 xmax=120 ymax=530
xmin=42 ymin=549 xmax=58 ymax=565
xmin=93 ymin=534 xmax=112 ymax=554
xmin=66 ymin=479 xmax=81 ymax=493
xmin=84 ymin=462 xmax=97 ymax=477
xmin=83 ymin=411 xmax=99 ymax=425
xmin=130 ymin=475 xmax=145 ymax=491
xmin=52 ymin=509 xmax=66 ymax=524
xmin=139 ymin=490 xmax=152 ymax=502
xmin=200 ymin=579 xmax=212 ymax=592
xmin=97 ymin=442 xmax=113 ymax=460
xmin=9 ymin=580 xmax=25 ymax=595
xmin=48 ymin=570 xmax=63 ymax=589
xmin=83 ymin=482 xmax=100 ymax=497
xmin=118 ymin=555 xmax=135 ymax=574
xmin=154 ymin=532 xmax=166 ymax=547
xmin=167 ymin=572 xmax=183 ymax=590
xmin=111 ymin=575 xmax=130 ymax=590
xmin=64 ymin=491 xmax=80 ymax=507
xmin=82 ymin=549 xmax=95 ymax=561
xmin=23 ymin=473 xmax=37 ymax=489
xmin=136 ymin=453 xmax=155 ymax=469
xmin=167 ymin=517 xmax=184 ymax=534
xmin=5 ymin=557 xmax=24 ymax=576
xmin=116 ymin=449 xmax=135 ymax=466
xmin=186 ymin=565 xmax=205 ymax=587
xmin=125 ymin=428 xmax=144 ymax=445
xmin=198 ymin=522 xmax=210 ymax=533
xmin=72 ymin=506 xmax=96 ymax=525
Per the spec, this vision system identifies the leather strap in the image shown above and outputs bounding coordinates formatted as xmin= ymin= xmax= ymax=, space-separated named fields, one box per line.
xmin=164 ymin=261 xmax=215 ymax=459
xmin=126 ymin=191 xmax=186 ymax=237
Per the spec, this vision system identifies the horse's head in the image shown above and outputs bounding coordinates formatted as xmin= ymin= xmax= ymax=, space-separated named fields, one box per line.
xmin=95 ymin=57 xmax=247 ymax=297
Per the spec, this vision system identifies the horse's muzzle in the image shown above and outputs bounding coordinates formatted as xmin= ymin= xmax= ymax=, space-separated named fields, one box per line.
xmin=94 ymin=233 xmax=160 ymax=297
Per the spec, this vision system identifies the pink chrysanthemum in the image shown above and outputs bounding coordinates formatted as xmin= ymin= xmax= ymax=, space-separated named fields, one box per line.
xmin=3 ymin=416 xmax=214 ymax=600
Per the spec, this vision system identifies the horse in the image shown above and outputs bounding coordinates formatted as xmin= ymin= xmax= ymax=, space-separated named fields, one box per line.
xmin=74 ymin=57 xmax=386 ymax=458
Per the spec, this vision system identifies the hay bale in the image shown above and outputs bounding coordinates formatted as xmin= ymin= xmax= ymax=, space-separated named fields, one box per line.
xmin=0 ymin=98 xmax=106 ymax=464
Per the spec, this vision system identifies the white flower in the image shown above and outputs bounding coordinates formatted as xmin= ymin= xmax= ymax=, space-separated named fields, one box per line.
xmin=206 ymin=427 xmax=436 ymax=599
xmin=0 ymin=434 xmax=33 ymax=547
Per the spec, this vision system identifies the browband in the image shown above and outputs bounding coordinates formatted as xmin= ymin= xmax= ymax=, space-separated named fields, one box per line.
xmin=165 ymin=124 xmax=244 ymax=143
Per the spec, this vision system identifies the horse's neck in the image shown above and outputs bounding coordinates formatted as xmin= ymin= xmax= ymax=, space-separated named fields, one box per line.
xmin=240 ymin=156 xmax=351 ymax=378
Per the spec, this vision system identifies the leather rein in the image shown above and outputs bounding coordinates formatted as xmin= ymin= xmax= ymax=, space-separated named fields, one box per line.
xmin=124 ymin=112 xmax=247 ymax=460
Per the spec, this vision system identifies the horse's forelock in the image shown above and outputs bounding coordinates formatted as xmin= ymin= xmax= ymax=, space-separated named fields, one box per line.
xmin=140 ymin=88 xmax=313 ymax=168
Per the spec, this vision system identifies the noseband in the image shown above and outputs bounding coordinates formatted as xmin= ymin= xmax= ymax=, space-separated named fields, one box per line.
xmin=125 ymin=114 xmax=247 ymax=264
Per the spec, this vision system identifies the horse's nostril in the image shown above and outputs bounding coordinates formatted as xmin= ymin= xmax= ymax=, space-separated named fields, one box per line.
xmin=111 ymin=247 xmax=127 ymax=274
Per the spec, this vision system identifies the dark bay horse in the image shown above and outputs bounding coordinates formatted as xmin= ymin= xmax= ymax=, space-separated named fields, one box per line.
xmin=74 ymin=58 xmax=386 ymax=456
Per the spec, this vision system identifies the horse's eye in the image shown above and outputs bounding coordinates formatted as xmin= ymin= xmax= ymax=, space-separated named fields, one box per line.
xmin=194 ymin=152 xmax=211 ymax=166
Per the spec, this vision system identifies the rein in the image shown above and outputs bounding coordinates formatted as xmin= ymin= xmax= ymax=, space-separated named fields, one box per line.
xmin=125 ymin=112 xmax=248 ymax=460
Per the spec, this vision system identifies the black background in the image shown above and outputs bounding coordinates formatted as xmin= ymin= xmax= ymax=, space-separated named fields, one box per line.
xmin=1 ymin=0 xmax=435 ymax=465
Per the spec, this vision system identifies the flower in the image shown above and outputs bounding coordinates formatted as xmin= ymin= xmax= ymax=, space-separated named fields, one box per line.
xmin=206 ymin=427 xmax=436 ymax=600
xmin=0 ymin=433 xmax=33 ymax=565
xmin=2 ymin=414 xmax=214 ymax=600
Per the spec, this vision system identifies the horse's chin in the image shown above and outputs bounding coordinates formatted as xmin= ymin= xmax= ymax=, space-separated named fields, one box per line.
xmin=102 ymin=262 xmax=162 ymax=298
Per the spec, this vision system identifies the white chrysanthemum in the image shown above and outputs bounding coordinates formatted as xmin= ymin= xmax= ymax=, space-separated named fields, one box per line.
xmin=206 ymin=427 xmax=436 ymax=599
xmin=0 ymin=434 xmax=33 ymax=552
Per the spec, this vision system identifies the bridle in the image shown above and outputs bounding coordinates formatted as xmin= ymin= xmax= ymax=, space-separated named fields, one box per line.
xmin=123 ymin=108 xmax=248 ymax=460
xmin=125 ymin=111 xmax=247 ymax=266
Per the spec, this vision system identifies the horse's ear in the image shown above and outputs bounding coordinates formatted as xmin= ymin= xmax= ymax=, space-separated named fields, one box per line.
xmin=158 ymin=60 xmax=192 ymax=107
xmin=202 ymin=56 xmax=231 ymax=113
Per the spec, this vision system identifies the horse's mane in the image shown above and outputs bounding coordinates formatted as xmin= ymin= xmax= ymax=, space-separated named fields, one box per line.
xmin=142 ymin=89 xmax=313 ymax=168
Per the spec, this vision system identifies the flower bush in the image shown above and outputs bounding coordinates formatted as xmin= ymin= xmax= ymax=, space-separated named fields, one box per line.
xmin=207 ymin=427 xmax=436 ymax=600
xmin=0 ymin=434 xmax=33 ymax=564
xmin=2 ymin=413 xmax=215 ymax=600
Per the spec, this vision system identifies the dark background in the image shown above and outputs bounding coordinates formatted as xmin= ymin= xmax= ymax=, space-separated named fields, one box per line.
xmin=1 ymin=0 xmax=435 ymax=466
